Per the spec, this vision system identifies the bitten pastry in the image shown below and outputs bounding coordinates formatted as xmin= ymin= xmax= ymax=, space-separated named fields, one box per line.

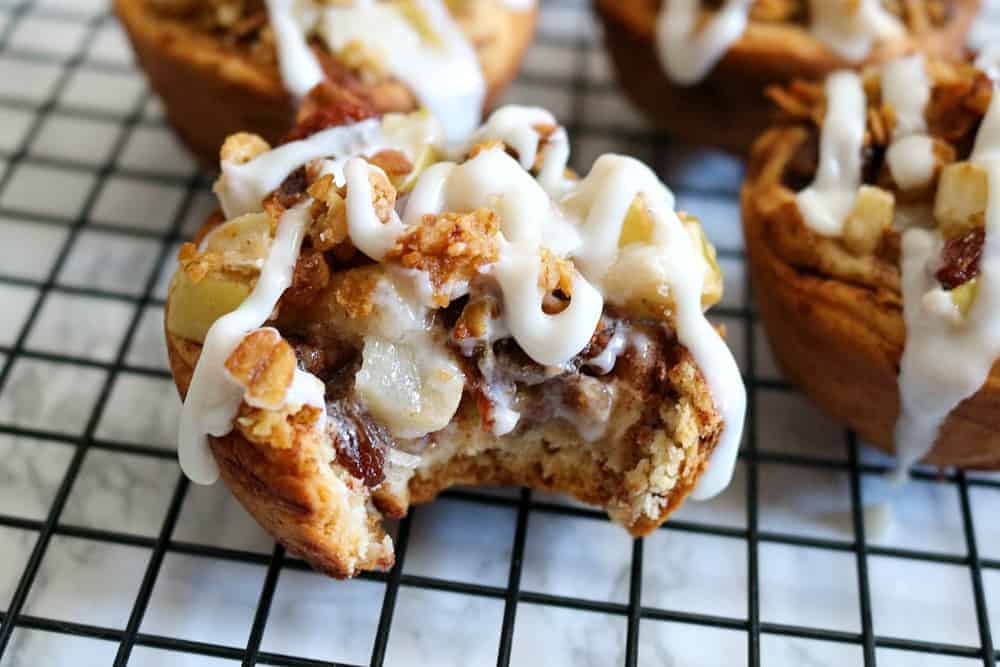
xmin=164 ymin=101 xmax=746 ymax=577
xmin=594 ymin=0 xmax=979 ymax=155
xmin=744 ymin=51 xmax=1000 ymax=473
xmin=115 ymin=0 xmax=537 ymax=165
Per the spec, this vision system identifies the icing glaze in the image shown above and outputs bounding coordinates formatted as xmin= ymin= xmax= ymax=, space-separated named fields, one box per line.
xmin=178 ymin=202 xmax=322 ymax=484
xmin=654 ymin=0 xmax=904 ymax=85
xmin=265 ymin=0 xmax=484 ymax=143
xmin=216 ymin=119 xmax=385 ymax=219
xmin=894 ymin=91 xmax=1000 ymax=477
xmin=655 ymin=0 xmax=753 ymax=85
xmin=465 ymin=105 xmax=571 ymax=196
xmin=796 ymin=71 xmax=867 ymax=236
xmin=808 ymin=0 xmax=903 ymax=63
xmin=882 ymin=55 xmax=935 ymax=190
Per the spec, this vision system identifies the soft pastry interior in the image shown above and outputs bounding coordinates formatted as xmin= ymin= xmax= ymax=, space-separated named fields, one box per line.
xmin=165 ymin=103 xmax=745 ymax=576
xmin=744 ymin=52 xmax=1000 ymax=473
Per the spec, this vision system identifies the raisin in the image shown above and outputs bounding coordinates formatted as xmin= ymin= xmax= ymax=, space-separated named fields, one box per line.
xmin=282 ymin=248 xmax=330 ymax=308
xmin=275 ymin=166 xmax=309 ymax=208
xmin=328 ymin=399 xmax=389 ymax=488
xmin=937 ymin=227 xmax=985 ymax=290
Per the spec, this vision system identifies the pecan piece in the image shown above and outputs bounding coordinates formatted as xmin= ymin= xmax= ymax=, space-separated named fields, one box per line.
xmin=225 ymin=328 xmax=296 ymax=410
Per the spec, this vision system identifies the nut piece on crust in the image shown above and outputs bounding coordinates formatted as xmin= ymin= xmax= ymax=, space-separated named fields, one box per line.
xmin=594 ymin=0 xmax=979 ymax=155
xmin=164 ymin=105 xmax=745 ymax=578
xmin=743 ymin=53 xmax=1000 ymax=470
xmin=115 ymin=0 xmax=539 ymax=166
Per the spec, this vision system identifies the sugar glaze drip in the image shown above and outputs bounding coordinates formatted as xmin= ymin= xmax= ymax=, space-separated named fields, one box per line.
xmin=654 ymin=0 xmax=903 ymax=85
xmin=264 ymin=0 xmax=484 ymax=142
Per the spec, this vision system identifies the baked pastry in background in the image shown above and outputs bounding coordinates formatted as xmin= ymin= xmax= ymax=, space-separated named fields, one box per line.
xmin=164 ymin=100 xmax=746 ymax=577
xmin=115 ymin=0 xmax=537 ymax=165
xmin=744 ymin=52 xmax=1000 ymax=473
xmin=594 ymin=0 xmax=979 ymax=155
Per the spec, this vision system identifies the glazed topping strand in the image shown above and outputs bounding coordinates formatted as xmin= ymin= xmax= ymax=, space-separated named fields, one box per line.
xmin=655 ymin=0 xmax=907 ymax=86
xmin=264 ymin=0 xmax=485 ymax=142
xmin=795 ymin=70 xmax=866 ymax=236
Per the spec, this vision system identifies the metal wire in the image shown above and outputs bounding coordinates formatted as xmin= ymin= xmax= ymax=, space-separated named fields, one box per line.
xmin=0 ymin=0 xmax=997 ymax=665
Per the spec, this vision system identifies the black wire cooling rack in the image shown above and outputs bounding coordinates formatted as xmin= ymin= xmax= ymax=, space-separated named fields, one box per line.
xmin=0 ymin=0 xmax=998 ymax=665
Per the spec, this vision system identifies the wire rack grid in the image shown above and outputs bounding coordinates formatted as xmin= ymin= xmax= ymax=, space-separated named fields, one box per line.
xmin=0 ymin=0 xmax=998 ymax=665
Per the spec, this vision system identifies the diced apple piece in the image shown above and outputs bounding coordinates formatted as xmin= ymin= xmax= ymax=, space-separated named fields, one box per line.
xmin=381 ymin=110 xmax=444 ymax=192
xmin=843 ymin=185 xmax=894 ymax=256
xmin=355 ymin=337 xmax=464 ymax=438
xmin=603 ymin=244 xmax=675 ymax=320
xmin=202 ymin=212 xmax=272 ymax=270
xmin=950 ymin=278 xmax=979 ymax=318
xmin=682 ymin=214 xmax=723 ymax=308
xmin=935 ymin=162 xmax=988 ymax=238
xmin=166 ymin=272 xmax=252 ymax=343
xmin=618 ymin=195 xmax=654 ymax=247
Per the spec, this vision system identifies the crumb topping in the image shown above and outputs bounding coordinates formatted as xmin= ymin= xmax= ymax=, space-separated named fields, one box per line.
xmin=386 ymin=208 xmax=501 ymax=305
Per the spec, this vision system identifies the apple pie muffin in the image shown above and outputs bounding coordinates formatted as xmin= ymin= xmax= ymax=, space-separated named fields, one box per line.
xmin=595 ymin=0 xmax=979 ymax=154
xmin=744 ymin=52 xmax=1000 ymax=474
xmin=164 ymin=100 xmax=746 ymax=577
xmin=115 ymin=0 xmax=537 ymax=165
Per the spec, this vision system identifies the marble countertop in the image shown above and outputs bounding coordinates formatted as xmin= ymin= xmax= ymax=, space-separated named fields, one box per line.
xmin=0 ymin=0 xmax=999 ymax=665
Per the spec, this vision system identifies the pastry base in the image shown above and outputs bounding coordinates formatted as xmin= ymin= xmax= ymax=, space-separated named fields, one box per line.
xmin=742 ymin=169 xmax=1000 ymax=469
xmin=594 ymin=0 xmax=980 ymax=156
xmin=115 ymin=0 xmax=538 ymax=167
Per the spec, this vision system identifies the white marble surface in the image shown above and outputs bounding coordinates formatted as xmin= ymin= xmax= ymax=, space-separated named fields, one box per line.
xmin=0 ymin=0 xmax=997 ymax=665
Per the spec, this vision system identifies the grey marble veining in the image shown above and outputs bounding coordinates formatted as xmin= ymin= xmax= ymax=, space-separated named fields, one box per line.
xmin=0 ymin=435 xmax=72 ymax=520
xmin=520 ymin=511 xmax=632 ymax=604
xmin=1 ymin=628 xmax=117 ymax=667
xmin=0 ymin=359 xmax=106 ymax=435
xmin=21 ymin=536 xmax=150 ymax=628
xmin=383 ymin=587 xmax=504 ymax=667
xmin=261 ymin=572 xmax=383 ymax=664
xmin=61 ymin=449 xmax=177 ymax=537
xmin=511 ymin=603 xmax=626 ymax=667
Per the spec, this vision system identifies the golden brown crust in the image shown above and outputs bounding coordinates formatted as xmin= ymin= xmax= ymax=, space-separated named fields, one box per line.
xmin=594 ymin=0 xmax=979 ymax=155
xmin=167 ymin=318 xmax=395 ymax=578
xmin=743 ymin=126 xmax=1000 ymax=469
xmin=115 ymin=0 xmax=538 ymax=166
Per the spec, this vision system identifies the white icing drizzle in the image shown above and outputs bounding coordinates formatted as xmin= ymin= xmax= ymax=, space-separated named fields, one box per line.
xmin=655 ymin=0 xmax=753 ymax=86
xmin=265 ymin=0 xmax=484 ymax=143
xmin=344 ymin=158 xmax=407 ymax=260
xmin=882 ymin=55 xmax=935 ymax=190
xmin=216 ymin=119 xmax=385 ymax=219
xmin=178 ymin=203 xmax=323 ymax=484
xmin=585 ymin=326 xmax=628 ymax=375
xmin=266 ymin=0 xmax=325 ymax=98
xmin=654 ymin=0 xmax=902 ymax=85
xmin=796 ymin=71 xmax=866 ymax=236
xmin=466 ymin=106 xmax=571 ymax=196
xmin=809 ymin=0 xmax=903 ymax=63
xmin=894 ymin=91 xmax=1000 ymax=477
xmin=182 ymin=106 xmax=747 ymax=499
